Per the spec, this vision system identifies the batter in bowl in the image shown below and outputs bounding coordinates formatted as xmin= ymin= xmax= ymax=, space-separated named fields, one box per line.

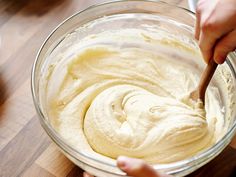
xmin=43 ymin=29 xmax=231 ymax=163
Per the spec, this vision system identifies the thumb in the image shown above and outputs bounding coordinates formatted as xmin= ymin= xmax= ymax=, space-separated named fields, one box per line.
xmin=213 ymin=30 xmax=236 ymax=64
xmin=117 ymin=156 xmax=171 ymax=177
xmin=83 ymin=172 xmax=94 ymax=177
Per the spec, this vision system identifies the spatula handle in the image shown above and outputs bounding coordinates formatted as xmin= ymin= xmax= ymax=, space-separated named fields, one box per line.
xmin=198 ymin=59 xmax=218 ymax=102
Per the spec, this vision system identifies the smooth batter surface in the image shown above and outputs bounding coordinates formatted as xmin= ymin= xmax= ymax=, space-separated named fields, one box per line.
xmin=43 ymin=29 xmax=230 ymax=163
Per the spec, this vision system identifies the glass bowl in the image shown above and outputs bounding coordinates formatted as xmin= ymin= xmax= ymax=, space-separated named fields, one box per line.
xmin=31 ymin=0 xmax=236 ymax=176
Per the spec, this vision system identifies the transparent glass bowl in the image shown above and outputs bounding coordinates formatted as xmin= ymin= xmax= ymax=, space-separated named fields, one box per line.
xmin=31 ymin=1 xmax=236 ymax=176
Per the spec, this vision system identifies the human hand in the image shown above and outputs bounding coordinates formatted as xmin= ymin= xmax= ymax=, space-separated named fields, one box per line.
xmin=195 ymin=0 xmax=236 ymax=64
xmin=83 ymin=135 xmax=236 ymax=177
xmin=83 ymin=156 xmax=171 ymax=177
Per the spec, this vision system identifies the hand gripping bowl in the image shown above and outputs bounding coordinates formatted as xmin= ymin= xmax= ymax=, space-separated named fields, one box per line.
xmin=31 ymin=1 xmax=236 ymax=176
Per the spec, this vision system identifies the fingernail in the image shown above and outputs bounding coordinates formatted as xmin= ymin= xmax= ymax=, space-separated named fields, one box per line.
xmin=83 ymin=172 xmax=93 ymax=177
xmin=117 ymin=156 xmax=129 ymax=170
xmin=215 ymin=55 xmax=225 ymax=64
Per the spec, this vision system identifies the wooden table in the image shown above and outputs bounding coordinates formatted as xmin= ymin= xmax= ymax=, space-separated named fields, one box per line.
xmin=0 ymin=0 xmax=235 ymax=176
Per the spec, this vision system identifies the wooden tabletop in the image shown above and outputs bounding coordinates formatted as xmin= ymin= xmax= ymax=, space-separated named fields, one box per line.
xmin=0 ymin=0 xmax=236 ymax=177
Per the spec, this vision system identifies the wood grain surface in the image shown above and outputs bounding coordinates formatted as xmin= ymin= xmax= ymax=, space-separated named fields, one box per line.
xmin=0 ymin=0 xmax=235 ymax=177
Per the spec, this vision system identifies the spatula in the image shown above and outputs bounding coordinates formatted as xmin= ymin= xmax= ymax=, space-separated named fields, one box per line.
xmin=190 ymin=59 xmax=218 ymax=103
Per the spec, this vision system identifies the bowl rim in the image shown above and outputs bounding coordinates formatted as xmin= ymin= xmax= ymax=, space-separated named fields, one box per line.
xmin=31 ymin=0 xmax=236 ymax=175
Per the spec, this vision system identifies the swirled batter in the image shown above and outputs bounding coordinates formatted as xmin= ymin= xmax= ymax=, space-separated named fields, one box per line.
xmin=43 ymin=29 xmax=230 ymax=163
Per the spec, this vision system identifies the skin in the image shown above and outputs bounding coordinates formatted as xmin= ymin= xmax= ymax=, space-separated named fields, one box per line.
xmin=195 ymin=0 xmax=236 ymax=64
xmin=84 ymin=0 xmax=236 ymax=176
xmin=83 ymin=142 xmax=236 ymax=177
xmin=83 ymin=156 xmax=171 ymax=177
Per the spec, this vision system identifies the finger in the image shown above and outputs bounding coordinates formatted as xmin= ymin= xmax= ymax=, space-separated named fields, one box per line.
xmin=117 ymin=156 xmax=170 ymax=177
xmin=83 ymin=172 xmax=94 ymax=177
xmin=213 ymin=30 xmax=236 ymax=64
xmin=230 ymin=135 xmax=236 ymax=149
xmin=198 ymin=30 xmax=215 ymax=64
xmin=117 ymin=156 xmax=158 ymax=177
xmin=194 ymin=0 xmax=208 ymax=40
xmin=194 ymin=5 xmax=201 ymax=40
